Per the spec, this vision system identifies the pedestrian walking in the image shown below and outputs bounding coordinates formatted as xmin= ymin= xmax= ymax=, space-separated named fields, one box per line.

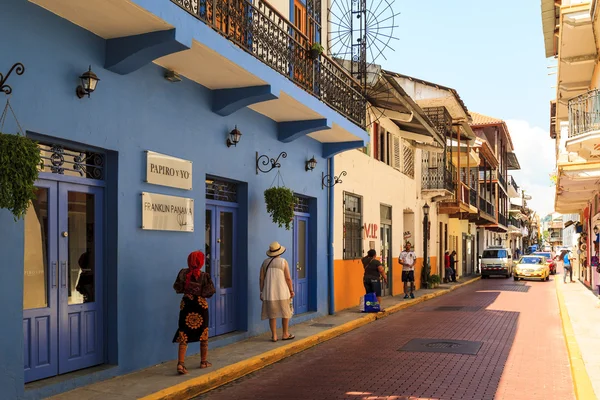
xmin=563 ymin=250 xmax=575 ymax=283
xmin=444 ymin=250 xmax=456 ymax=282
xmin=361 ymin=249 xmax=387 ymax=309
xmin=172 ymin=250 xmax=215 ymax=375
xmin=399 ymin=242 xmax=417 ymax=299
xmin=260 ymin=242 xmax=295 ymax=342
xmin=449 ymin=250 xmax=458 ymax=281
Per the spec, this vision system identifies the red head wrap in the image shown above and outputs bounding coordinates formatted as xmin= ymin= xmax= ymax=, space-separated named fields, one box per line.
xmin=185 ymin=251 xmax=205 ymax=289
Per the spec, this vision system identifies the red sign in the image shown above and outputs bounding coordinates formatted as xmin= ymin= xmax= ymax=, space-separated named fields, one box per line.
xmin=364 ymin=223 xmax=378 ymax=239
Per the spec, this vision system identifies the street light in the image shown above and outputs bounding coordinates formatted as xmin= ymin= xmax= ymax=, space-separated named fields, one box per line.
xmin=422 ymin=202 xmax=431 ymax=288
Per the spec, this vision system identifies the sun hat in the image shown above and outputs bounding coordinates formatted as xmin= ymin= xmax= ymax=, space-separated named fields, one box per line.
xmin=266 ymin=241 xmax=286 ymax=257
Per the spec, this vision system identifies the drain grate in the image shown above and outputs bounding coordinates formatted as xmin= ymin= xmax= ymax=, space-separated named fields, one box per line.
xmin=310 ymin=323 xmax=335 ymax=328
xmin=399 ymin=338 xmax=483 ymax=355
xmin=432 ymin=306 xmax=481 ymax=312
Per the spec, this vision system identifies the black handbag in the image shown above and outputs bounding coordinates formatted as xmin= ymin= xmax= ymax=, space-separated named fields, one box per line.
xmin=200 ymin=272 xmax=216 ymax=298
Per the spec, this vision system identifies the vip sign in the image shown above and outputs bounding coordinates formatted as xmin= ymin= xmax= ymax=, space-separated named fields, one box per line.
xmin=146 ymin=151 xmax=193 ymax=190
xmin=364 ymin=223 xmax=378 ymax=239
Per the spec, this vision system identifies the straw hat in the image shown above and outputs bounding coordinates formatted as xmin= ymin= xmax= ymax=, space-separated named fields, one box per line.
xmin=266 ymin=241 xmax=286 ymax=257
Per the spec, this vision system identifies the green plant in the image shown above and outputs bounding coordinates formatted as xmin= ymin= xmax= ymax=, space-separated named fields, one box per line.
xmin=264 ymin=187 xmax=296 ymax=230
xmin=0 ymin=132 xmax=41 ymax=220
xmin=310 ymin=42 xmax=324 ymax=53
xmin=430 ymin=274 xmax=441 ymax=284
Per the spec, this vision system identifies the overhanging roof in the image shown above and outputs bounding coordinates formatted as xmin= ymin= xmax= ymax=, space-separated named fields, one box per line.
xmin=507 ymin=152 xmax=521 ymax=170
xmin=555 ymin=160 xmax=600 ymax=213
xmin=469 ymin=111 xmax=515 ymax=151
xmin=541 ymin=0 xmax=559 ymax=57
xmin=371 ymin=73 xmax=445 ymax=146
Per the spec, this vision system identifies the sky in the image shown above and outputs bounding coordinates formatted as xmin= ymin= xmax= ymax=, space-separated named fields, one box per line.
xmin=367 ymin=0 xmax=557 ymax=216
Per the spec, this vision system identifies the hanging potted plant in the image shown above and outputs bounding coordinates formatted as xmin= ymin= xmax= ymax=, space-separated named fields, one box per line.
xmin=309 ymin=42 xmax=324 ymax=60
xmin=0 ymin=132 xmax=41 ymax=220
xmin=264 ymin=186 xmax=295 ymax=230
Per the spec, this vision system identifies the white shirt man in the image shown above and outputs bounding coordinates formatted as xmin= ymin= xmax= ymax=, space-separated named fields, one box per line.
xmin=399 ymin=242 xmax=417 ymax=298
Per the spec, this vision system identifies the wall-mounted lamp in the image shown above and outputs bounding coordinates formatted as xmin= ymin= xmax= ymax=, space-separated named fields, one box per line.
xmin=164 ymin=70 xmax=182 ymax=83
xmin=305 ymin=156 xmax=317 ymax=171
xmin=76 ymin=66 xmax=100 ymax=99
xmin=227 ymin=126 xmax=242 ymax=147
xmin=594 ymin=225 xmax=598 ymax=235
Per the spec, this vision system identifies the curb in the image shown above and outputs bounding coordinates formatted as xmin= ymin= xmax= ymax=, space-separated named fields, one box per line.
xmin=141 ymin=276 xmax=481 ymax=400
xmin=555 ymin=278 xmax=596 ymax=400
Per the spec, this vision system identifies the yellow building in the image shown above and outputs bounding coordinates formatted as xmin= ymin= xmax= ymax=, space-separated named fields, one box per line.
xmin=541 ymin=0 xmax=600 ymax=288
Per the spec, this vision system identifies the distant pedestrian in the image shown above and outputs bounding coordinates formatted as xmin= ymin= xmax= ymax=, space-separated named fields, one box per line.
xmin=172 ymin=251 xmax=214 ymax=375
xmin=361 ymin=249 xmax=388 ymax=308
xmin=260 ymin=242 xmax=295 ymax=342
xmin=399 ymin=242 xmax=417 ymax=299
xmin=449 ymin=251 xmax=457 ymax=280
xmin=444 ymin=250 xmax=456 ymax=282
xmin=515 ymin=248 xmax=521 ymax=259
xmin=563 ymin=250 xmax=574 ymax=283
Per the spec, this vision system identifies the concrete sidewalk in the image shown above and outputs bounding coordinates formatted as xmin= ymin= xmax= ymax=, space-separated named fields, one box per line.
xmin=558 ymin=277 xmax=600 ymax=399
xmin=49 ymin=277 xmax=480 ymax=400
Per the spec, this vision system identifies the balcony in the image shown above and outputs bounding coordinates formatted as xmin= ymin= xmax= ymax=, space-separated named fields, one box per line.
xmin=498 ymin=213 xmax=508 ymax=228
xmin=421 ymin=152 xmax=455 ymax=196
xmin=497 ymin=173 xmax=507 ymax=190
xmin=171 ymin=0 xmax=365 ymax=127
xmin=566 ymin=89 xmax=600 ymax=160
xmin=507 ymin=175 xmax=519 ymax=198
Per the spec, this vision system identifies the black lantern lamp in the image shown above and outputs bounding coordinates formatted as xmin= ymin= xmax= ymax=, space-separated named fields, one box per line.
xmin=594 ymin=225 xmax=599 ymax=235
xmin=227 ymin=126 xmax=242 ymax=147
xmin=423 ymin=202 xmax=430 ymax=217
xmin=76 ymin=66 xmax=100 ymax=99
xmin=305 ymin=156 xmax=317 ymax=171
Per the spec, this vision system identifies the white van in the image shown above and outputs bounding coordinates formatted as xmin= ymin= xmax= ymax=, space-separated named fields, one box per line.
xmin=480 ymin=246 xmax=514 ymax=278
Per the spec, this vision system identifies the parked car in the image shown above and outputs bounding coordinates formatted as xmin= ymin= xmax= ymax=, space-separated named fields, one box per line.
xmin=532 ymin=251 xmax=556 ymax=274
xmin=514 ymin=255 xmax=550 ymax=281
xmin=480 ymin=246 xmax=514 ymax=278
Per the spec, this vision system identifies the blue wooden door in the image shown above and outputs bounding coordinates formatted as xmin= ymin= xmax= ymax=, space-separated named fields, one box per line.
xmin=293 ymin=215 xmax=309 ymax=314
xmin=57 ymin=182 xmax=104 ymax=374
xmin=23 ymin=180 xmax=104 ymax=382
xmin=206 ymin=205 xmax=237 ymax=336
xmin=23 ymin=181 xmax=59 ymax=383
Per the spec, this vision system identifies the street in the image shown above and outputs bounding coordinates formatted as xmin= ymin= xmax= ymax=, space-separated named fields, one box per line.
xmin=199 ymin=275 xmax=574 ymax=400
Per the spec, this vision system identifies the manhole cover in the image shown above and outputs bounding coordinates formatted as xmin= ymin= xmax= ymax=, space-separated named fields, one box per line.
xmin=424 ymin=341 xmax=462 ymax=349
xmin=310 ymin=323 xmax=335 ymax=328
xmin=399 ymin=338 xmax=483 ymax=355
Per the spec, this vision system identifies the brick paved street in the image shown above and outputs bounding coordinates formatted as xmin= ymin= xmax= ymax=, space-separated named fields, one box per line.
xmin=199 ymin=276 xmax=574 ymax=400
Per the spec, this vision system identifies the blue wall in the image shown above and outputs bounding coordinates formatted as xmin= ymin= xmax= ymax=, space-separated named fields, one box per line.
xmin=0 ymin=1 xmax=332 ymax=397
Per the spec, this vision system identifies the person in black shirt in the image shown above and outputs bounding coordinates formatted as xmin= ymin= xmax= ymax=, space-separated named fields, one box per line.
xmin=361 ymin=249 xmax=388 ymax=307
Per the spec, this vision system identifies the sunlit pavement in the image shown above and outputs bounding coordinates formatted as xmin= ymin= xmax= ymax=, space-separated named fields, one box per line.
xmin=199 ymin=276 xmax=574 ymax=400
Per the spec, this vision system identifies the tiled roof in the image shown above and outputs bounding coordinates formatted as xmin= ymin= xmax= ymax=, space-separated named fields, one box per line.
xmin=470 ymin=112 xmax=504 ymax=126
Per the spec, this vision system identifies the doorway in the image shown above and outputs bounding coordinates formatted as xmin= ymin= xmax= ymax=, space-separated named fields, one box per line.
xmin=380 ymin=205 xmax=392 ymax=296
xmin=292 ymin=214 xmax=309 ymax=314
xmin=23 ymin=180 xmax=104 ymax=383
xmin=205 ymin=204 xmax=237 ymax=336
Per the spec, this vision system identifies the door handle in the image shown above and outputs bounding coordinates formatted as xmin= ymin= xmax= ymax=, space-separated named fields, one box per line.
xmin=51 ymin=262 xmax=57 ymax=288
xmin=296 ymin=262 xmax=301 ymax=271
xmin=61 ymin=261 xmax=67 ymax=288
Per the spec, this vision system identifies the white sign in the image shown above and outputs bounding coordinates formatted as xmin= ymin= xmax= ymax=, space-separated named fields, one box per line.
xmin=142 ymin=192 xmax=194 ymax=232
xmin=146 ymin=151 xmax=192 ymax=190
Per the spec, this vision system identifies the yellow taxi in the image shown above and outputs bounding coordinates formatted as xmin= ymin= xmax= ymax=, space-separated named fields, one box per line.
xmin=513 ymin=255 xmax=550 ymax=282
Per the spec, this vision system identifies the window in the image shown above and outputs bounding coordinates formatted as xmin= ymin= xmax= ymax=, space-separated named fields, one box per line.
xmin=482 ymin=249 xmax=507 ymax=259
xmin=343 ymin=193 xmax=362 ymax=259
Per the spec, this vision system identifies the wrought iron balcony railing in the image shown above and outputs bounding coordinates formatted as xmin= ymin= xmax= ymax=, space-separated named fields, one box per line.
xmin=478 ymin=196 xmax=495 ymax=218
xmin=470 ymin=188 xmax=477 ymax=207
xmin=421 ymin=153 xmax=455 ymax=192
xmin=508 ymin=175 xmax=518 ymax=193
xmin=508 ymin=216 xmax=520 ymax=228
xmin=568 ymin=89 xmax=600 ymax=138
xmin=172 ymin=0 xmax=366 ymax=128
xmin=498 ymin=213 xmax=508 ymax=227
xmin=497 ymin=172 xmax=506 ymax=189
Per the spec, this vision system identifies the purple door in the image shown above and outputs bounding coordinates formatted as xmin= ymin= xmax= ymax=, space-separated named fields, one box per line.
xmin=206 ymin=204 xmax=237 ymax=336
xmin=292 ymin=215 xmax=309 ymax=314
xmin=24 ymin=180 xmax=104 ymax=382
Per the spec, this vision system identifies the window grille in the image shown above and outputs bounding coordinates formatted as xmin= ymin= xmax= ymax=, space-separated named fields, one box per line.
xmin=294 ymin=196 xmax=310 ymax=213
xmin=401 ymin=140 xmax=415 ymax=179
xmin=38 ymin=143 xmax=104 ymax=180
xmin=206 ymin=179 xmax=237 ymax=202
xmin=343 ymin=193 xmax=362 ymax=259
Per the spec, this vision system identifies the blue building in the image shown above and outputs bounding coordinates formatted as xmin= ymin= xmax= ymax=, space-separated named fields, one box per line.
xmin=0 ymin=0 xmax=368 ymax=397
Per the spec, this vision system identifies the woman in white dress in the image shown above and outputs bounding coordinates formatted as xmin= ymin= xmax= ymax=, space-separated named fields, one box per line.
xmin=260 ymin=242 xmax=295 ymax=342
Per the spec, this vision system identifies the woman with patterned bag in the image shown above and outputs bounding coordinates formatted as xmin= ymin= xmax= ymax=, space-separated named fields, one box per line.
xmin=172 ymin=250 xmax=216 ymax=375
